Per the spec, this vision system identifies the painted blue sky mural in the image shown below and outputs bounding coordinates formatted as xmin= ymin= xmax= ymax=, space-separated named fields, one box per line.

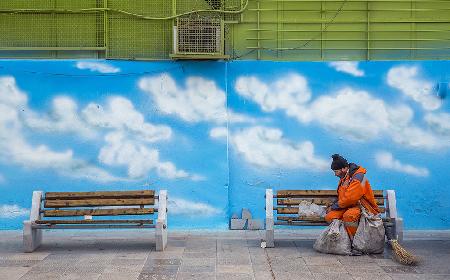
xmin=0 ymin=60 xmax=449 ymax=230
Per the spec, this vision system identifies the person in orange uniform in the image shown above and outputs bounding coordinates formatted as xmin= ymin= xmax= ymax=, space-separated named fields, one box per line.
xmin=325 ymin=154 xmax=380 ymax=241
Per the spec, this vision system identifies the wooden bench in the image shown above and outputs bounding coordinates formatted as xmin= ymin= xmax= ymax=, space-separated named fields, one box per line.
xmin=23 ymin=189 xmax=167 ymax=252
xmin=265 ymin=189 xmax=403 ymax=248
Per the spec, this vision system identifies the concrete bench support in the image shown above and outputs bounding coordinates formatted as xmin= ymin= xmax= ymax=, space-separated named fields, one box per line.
xmin=156 ymin=190 xmax=168 ymax=251
xmin=265 ymin=189 xmax=274 ymax=248
xmin=23 ymin=191 xmax=43 ymax=253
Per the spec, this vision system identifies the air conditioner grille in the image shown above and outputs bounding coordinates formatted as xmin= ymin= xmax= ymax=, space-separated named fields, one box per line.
xmin=177 ymin=17 xmax=222 ymax=54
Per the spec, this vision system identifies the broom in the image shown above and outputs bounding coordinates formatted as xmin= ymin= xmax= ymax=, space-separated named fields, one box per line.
xmin=384 ymin=224 xmax=418 ymax=265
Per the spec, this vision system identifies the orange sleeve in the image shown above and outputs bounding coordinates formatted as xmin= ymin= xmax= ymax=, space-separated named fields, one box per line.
xmin=338 ymin=178 xmax=365 ymax=208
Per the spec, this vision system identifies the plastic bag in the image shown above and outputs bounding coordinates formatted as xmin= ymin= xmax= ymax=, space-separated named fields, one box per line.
xmin=297 ymin=200 xmax=326 ymax=217
xmin=353 ymin=206 xmax=385 ymax=254
xmin=313 ymin=219 xmax=352 ymax=255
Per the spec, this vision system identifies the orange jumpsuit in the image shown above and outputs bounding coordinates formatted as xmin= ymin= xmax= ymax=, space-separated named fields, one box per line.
xmin=325 ymin=164 xmax=380 ymax=238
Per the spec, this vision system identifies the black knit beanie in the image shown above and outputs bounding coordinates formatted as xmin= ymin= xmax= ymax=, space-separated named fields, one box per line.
xmin=331 ymin=154 xmax=348 ymax=170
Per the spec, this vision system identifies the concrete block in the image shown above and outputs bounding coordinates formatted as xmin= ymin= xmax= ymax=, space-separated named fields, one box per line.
xmin=247 ymin=219 xmax=263 ymax=230
xmin=230 ymin=219 xmax=247 ymax=230
xmin=242 ymin=208 xmax=252 ymax=220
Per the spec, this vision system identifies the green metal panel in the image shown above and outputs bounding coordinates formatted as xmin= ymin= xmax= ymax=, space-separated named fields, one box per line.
xmin=230 ymin=0 xmax=450 ymax=60
xmin=0 ymin=0 xmax=449 ymax=60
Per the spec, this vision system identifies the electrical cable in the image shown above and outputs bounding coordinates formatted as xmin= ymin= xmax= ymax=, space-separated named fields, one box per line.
xmin=232 ymin=0 xmax=348 ymax=59
xmin=0 ymin=0 xmax=249 ymax=20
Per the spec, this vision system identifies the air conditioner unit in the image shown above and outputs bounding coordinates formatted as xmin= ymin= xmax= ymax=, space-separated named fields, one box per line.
xmin=170 ymin=16 xmax=229 ymax=60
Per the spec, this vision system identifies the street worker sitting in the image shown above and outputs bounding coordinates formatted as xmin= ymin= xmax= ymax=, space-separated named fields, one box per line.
xmin=325 ymin=154 xmax=380 ymax=254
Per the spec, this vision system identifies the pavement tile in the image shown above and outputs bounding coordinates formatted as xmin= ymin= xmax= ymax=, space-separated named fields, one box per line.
xmin=178 ymin=264 xmax=215 ymax=273
xmin=176 ymin=272 xmax=215 ymax=280
xmin=345 ymin=264 xmax=387 ymax=274
xmin=141 ymin=264 xmax=180 ymax=274
xmin=138 ymin=272 xmax=177 ymax=280
xmin=217 ymin=257 xmax=251 ymax=265
xmin=216 ymin=273 xmax=253 ymax=280
xmin=98 ymin=272 xmax=140 ymax=280
xmin=182 ymin=251 xmax=216 ymax=259
xmin=351 ymin=274 xmax=394 ymax=280
xmin=0 ymin=267 xmax=31 ymax=280
xmin=18 ymin=271 xmax=64 ymax=280
xmin=216 ymin=265 xmax=253 ymax=274
xmin=181 ymin=258 xmax=215 ymax=266
xmin=0 ymin=260 xmax=40 ymax=267
xmin=303 ymin=256 xmax=341 ymax=265
xmin=2 ymin=253 xmax=50 ymax=261
xmin=272 ymin=270 xmax=312 ymax=280
xmin=146 ymin=258 xmax=182 ymax=266
xmin=59 ymin=272 xmax=101 ymax=280
xmin=0 ymin=231 xmax=450 ymax=280
xmin=389 ymin=274 xmax=450 ymax=280
xmin=381 ymin=266 xmax=420 ymax=274
xmin=307 ymin=264 xmax=347 ymax=274
xmin=312 ymin=273 xmax=355 ymax=280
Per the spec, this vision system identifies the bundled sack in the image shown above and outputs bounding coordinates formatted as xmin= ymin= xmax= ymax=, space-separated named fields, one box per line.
xmin=298 ymin=200 xmax=326 ymax=217
xmin=353 ymin=206 xmax=385 ymax=254
xmin=313 ymin=219 xmax=352 ymax=255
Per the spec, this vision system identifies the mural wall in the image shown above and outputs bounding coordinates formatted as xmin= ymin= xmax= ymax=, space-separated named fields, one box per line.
xmin=0 ymin=60 xmax=449 ymax=230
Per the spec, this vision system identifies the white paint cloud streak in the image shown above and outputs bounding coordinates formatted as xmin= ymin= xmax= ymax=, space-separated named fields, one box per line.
xmin=0 ymin=204 xmax=29 ymax=218
xmin=234 ymin=73 xmax=449 ymax=151
xmin=387 ymin=65 xmax=441 ymax=111
xmin=168 ymin=198 xmax=223 ymax=217
xmin=76 ymin=61 xmax=120 ymax=73
xmin=375 ymin=151 xmax=429 ymax=177
xmin=0 ymin=76 xmax=122 ymax=183
xmin=98 ymin=131 xmax=194 ymax=180
xmin=230 ymin=126 xmax=329 ymax=170
xmin=329 ymin=61 xmax=365 ymax=77
xmin=82 ymin=96 xmax=172 ymax=143
xmin=138 ymin=73 xmax=255 ymax=124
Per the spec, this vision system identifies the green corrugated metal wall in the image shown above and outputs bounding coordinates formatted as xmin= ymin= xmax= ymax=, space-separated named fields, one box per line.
xmin=0 ymin=0 xmax=449 ymax=60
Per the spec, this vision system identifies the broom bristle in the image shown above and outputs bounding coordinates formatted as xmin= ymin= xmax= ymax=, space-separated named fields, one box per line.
xmin=389 ymin=239 xmax=419 ymax=266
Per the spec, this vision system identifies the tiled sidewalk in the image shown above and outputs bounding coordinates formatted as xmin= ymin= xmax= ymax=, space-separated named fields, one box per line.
xmin=0 ymin=230 xmax=449 ymax=280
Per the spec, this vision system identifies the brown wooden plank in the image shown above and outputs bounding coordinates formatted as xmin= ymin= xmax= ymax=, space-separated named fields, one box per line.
xmin=275 ymin=221 xmax=329 ymax=226
xmin=275 ymin=207 xmax=385 ymax=214
xmin=277 ymin=216 xmax=326 ymax=222
xmin=277 ymin=198 xmax=385 ymax=206
xmin=277 ymin=216 xmax=391 ymax=223
xmin=43 ymin=208 xmax=156 ymax=217
xmin=45 ymin=190 xmax=155 ymax=200
xmin=35 ymin=219 xmax=153 ymax=225
xmin=44 ymin=198 xmax=155 ymax=208
xmin=276 ymin=190 xmax=384 ymax=198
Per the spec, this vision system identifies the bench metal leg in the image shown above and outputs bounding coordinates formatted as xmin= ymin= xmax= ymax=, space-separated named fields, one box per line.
xmin=23 ymin=221 xmax=42 ymax=253
xmin=156 ymin=190 xmax=168 ymax=251
xmin=265 ymin=189 xmax=274 ymax=248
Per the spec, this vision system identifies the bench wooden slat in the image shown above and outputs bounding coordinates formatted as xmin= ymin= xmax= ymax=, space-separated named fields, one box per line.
xmin=277 ymin=198 xmax=385 ymax=206
xmin=275 ymin=206 xmax=386 ymax=214
xmin=35 ymin=219 xmax=153 ymax=225
xmin=277 ymin=216 xmax=325 ymax=222
xmin=275 ymin=221 xmax=328 ymax=226
xmin=277 ymin=216 xmax=391 ymax=222
xmin=43 ymin=208 xmax=156 ymax=217
xmin=45 ymin=190 xmax=154 ymax=200
xmin=276 ymin=190 xmax=384 ymax=198
xmin=44 ymin=198 xmax=155 ymax=208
